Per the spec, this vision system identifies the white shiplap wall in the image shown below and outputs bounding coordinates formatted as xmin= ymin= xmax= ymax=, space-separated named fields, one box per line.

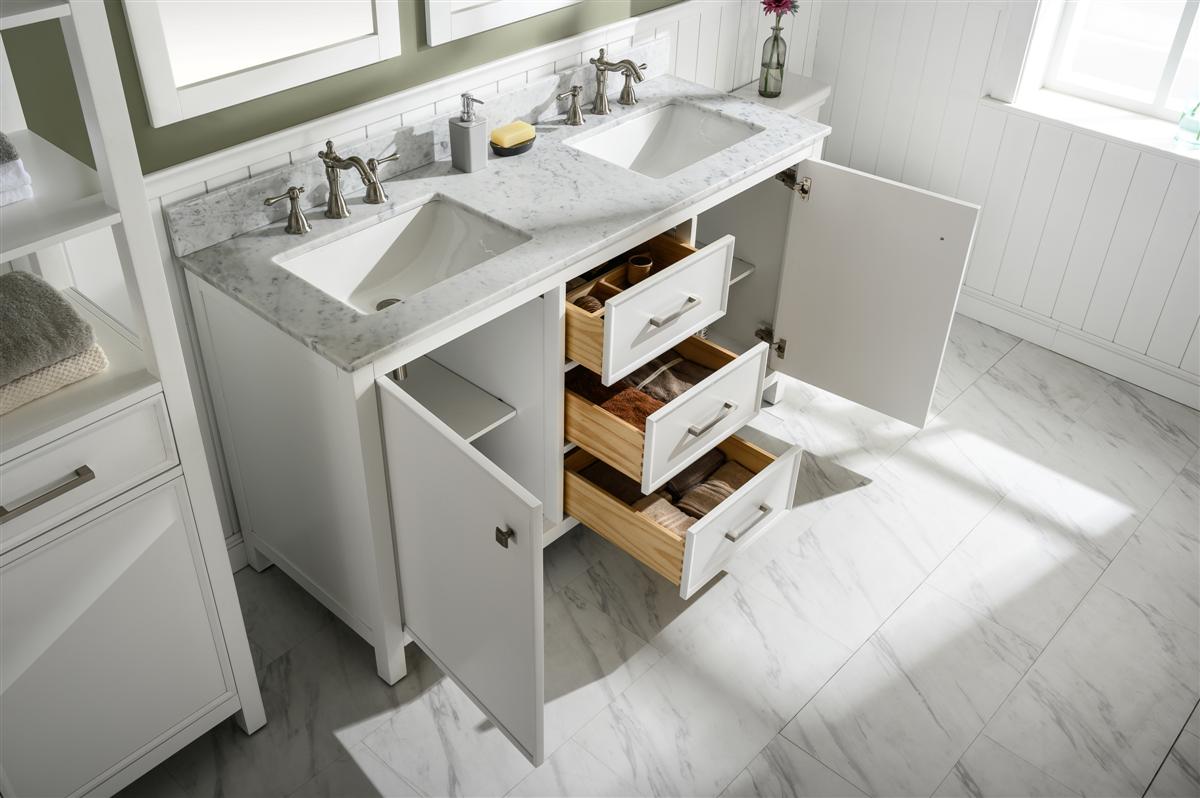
xmin=804 ymin=0 xmax=1199 ymax=407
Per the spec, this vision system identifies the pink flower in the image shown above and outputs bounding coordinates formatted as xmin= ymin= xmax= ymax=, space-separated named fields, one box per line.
xmin=761 ymin=0 xmax=798 ymax=15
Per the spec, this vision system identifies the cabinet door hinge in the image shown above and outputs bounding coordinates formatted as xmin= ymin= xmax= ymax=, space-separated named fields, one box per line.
xmin=755 ymin=326 xmax=787 ymax=359
xmin=774 ymin=168 xmax=811 ymax=201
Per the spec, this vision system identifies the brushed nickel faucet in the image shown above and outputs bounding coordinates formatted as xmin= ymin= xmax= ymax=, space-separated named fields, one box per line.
xmin=316 ymin=140 xmax=390 ymax=218
xmin=589 ymin=48 xmax=646 ymax=115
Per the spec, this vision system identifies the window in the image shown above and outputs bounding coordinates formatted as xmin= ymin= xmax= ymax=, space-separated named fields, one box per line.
xmin=1045 ymin=0 xmax=1198 ymax=120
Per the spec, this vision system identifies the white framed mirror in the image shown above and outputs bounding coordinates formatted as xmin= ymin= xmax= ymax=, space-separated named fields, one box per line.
xmin=124 ymin=0 xmax=401 ymax=127
xmin=425 ymin=0 xmax=581 ymax=46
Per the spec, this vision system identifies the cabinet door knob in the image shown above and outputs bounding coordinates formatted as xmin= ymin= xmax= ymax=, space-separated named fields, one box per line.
xmin=495 ymin=525 xmax=516 ymax=548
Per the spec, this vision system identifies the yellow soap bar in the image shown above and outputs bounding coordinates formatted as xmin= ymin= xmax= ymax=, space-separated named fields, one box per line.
xmin=490 ymin=120 xmax=535 ymax=148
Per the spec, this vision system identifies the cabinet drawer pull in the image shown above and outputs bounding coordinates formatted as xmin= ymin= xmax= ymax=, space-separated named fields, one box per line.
xmin=0 ymin=465 xmax=96 ymax=525
xmin=649 ymin=295 xmax=701 ymax=328
xmin=687 ymin=401 xmax=737 ymax=437
xmin=495 ymin=525 xmax=516 ymax=548
xmin=724 ymin=503 xmax=771 ymax=543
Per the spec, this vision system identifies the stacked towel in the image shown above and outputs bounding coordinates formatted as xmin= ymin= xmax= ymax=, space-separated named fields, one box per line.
xmin=634 ymin=493 xmax=696 ymax=534
xmin=0 ymin=133 xmax=32 ymax=207
xmin=677 ymin=461 xmax=755 ymax=518
xmin=0 ymin=272 xmax=108 ymax=414
xmin=565 ymin=367 xmax=665 ymax=430
xmin=627 ymin=351 xmax=715 ymax=404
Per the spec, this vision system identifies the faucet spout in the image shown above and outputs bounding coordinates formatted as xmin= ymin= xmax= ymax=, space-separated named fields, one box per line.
xmin=317 ymin=140 xmax=388 ymax=211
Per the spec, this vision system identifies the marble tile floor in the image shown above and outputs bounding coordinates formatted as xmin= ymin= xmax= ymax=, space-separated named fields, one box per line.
xmin=119 ymin=316 xmax=1200 ymax=798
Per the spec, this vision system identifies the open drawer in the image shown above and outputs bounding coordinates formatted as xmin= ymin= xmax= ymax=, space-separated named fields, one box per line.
xmin=566 ymin=337 xmax=768 ymax=494
xmin=566 ymin=233 xmax=735 ymax=385
xmin=564 ymin=437 xmax=801 ymax=599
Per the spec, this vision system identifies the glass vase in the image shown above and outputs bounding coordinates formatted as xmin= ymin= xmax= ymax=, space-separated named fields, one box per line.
xmin=759 ymin=23 xmax=786 ymax=98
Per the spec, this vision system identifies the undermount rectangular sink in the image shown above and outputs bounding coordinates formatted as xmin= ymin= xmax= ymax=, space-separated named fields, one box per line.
xmin=566 ymin=102 xmax=763 ymax=179
xmin=275 ymin=199 xmax=529 ymax=314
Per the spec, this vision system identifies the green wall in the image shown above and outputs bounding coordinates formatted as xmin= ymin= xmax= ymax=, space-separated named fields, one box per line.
xmin=2 ymin=0 xmax=680 ymax=174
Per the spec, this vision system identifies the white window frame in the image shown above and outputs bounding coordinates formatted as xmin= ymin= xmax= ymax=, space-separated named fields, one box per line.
xmin=425 ymin=0 xmax=581 ymax=47
xmin=1043 ymin=0 xmax=1199 ymax=121
xmin=123 ymin=0 xmax=401 ymax=128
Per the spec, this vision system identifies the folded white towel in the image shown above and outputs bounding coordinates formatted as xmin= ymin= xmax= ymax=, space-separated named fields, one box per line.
xmin=0 ymin=159 xmax=31 ymax=193
xmin=0 ymin=183 xmax=32 ymax=207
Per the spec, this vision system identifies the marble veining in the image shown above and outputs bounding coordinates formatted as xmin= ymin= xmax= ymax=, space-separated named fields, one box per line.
xmin=172 ymin=71 xmax=828 ymax=371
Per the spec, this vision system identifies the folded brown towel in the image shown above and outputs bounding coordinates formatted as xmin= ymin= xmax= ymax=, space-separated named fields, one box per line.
xmin=0 ymin=271 xmax=95 ymax=386
xmin=635 ymin=494 xmax=695 ymax=534
xmin=626 ymin=352 xmax=716 ymax=404
xmin=579 ymin=460 xmax=645 ymax=505
xmin=601 ymin=387 xmax=663 ymax=431
xmin=677 ymin=461 xmax=755 ymax=518
xmin=664 ymin=448 xmax=726 ymax=500
xmin=566 ymin=367 xmax=623 ymax=406
xmin=573 ymin=294 xmax=603 ymax=313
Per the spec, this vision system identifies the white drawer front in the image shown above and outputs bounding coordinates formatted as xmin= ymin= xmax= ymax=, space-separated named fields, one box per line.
xmin=641 ymin=343 xmax=768 ymax=493
xmin=602 ymin=235 xmax=734 ymax=384
xmin=680 ymin=444 xmax=802 ymax=599
xmin=0 ymin=396 xmax=177 ymax=554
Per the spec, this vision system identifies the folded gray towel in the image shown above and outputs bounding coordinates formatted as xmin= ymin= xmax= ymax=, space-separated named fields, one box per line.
xmin=0 ymin=133 xmax=17 ymax=164
xmin=0 ymin=272 xmax=95 ymax=386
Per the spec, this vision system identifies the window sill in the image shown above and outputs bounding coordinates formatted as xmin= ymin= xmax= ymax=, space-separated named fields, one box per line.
xmin=985 ymin=90 xmax=1198 ymax=165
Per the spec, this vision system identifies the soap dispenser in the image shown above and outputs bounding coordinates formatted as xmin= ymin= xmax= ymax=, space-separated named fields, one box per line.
xmin=449 ymin=92 xmax=487 ymax=173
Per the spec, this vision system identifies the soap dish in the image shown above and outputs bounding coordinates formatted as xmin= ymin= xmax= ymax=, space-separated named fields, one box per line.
xmin=490 ymin=137 xmax=535 ymax=157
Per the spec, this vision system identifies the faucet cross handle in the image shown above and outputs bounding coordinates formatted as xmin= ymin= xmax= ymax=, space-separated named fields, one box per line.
xmin=557 ymin=85 xmax=585 ymax=126
xmin=264 ymin=186 xmax=312 ymax=235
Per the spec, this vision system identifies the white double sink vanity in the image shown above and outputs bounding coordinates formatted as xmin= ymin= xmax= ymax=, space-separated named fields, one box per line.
xmin=173 ymin=72 xmax=979 ymax=765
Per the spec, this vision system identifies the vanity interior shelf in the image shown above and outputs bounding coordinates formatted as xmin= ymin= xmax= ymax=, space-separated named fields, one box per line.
xmin=396 ymin=357 xmax=516 ymax=443
xmin=0 ymin=130 xmax=120 ymax=263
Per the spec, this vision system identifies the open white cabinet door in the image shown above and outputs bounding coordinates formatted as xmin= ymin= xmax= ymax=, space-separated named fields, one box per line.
xmin=378 ymin=378 xmax=544 ymax=764
xmin=770 ymin=160 xmax=978 ymax=427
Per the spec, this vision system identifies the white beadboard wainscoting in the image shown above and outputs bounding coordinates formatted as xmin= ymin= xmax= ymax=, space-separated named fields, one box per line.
xmin=113 ymin=0 xmax=1196 ymax=554
xmin=805 ymin=0 xmax=1199 ymax=408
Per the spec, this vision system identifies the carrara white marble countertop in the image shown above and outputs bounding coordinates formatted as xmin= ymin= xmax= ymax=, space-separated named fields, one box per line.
xmin=177 ymin=75 xmax=829 ymax=371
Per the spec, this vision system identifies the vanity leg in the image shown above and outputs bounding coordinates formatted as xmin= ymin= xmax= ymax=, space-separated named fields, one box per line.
xmin=762 ymin=372 xmax=786 ymax=406
xmin=375 ymin=638 xmax=408 ymax=684
xmin=233 ymin=689 xmax=267 ymax=735
xmin=244 ymin=533 xmax=273 ymax=572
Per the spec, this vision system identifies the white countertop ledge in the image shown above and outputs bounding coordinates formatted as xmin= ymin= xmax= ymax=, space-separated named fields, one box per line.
xmin=177 ymin=75 xmax=829 ymax=372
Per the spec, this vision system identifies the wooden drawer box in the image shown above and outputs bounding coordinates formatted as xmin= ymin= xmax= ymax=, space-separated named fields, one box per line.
xmin=564 ymin=437 xmax=801 ymax=599
xmin=565 ymin=233 xmax=734 ymax=385
xmin=566 ymin=337 xmax=768 ymax=494
xmin=0 ymin=395 xmax=178 ymax=554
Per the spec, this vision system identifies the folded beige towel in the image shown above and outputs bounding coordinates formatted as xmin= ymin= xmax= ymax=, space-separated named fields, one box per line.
xmin=635 ymin=494 xmax=695 ymax=534
xmin=664 ymin=448 xmax=726 ymax=500
xmin=0 ymin=343 xmax=108 ymax=414
xmin=677 ymin=461 xmax=755 ymax=518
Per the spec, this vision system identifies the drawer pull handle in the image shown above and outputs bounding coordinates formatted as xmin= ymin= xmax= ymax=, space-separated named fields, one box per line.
xmin=687 ymin=401 xmax=737 ymax=437
xmin=724 ymin=503 xmax=772 ymax=543
xmin=649 ymin=295 xmax=701 ymax=328
xmin=0 ymin=465 xmax=96 ymax=525
xmin=495 ymin=525 xmax=516 ymax=549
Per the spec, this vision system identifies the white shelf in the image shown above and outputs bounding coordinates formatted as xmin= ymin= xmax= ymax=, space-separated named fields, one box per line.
xmin=729 ymin=255 xmax=757 ymax=286
xmin=0 ymin=0 xmax=69 ymax=31
xmin=0 ymin=130 xmax=120 ymax=263
xmin=1 ymin=292 xmax=160 ymax=463
xmin=400 ymin=357 xmax=516 ymax=443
